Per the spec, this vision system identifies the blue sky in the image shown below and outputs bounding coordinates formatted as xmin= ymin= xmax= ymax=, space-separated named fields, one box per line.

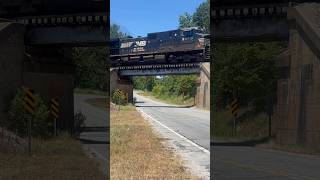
xmin=111 ymin=0 xmax=206 ymax=37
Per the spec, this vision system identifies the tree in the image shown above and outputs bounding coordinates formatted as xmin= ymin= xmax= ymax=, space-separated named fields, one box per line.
xmin=212 ymin=42 xmax=284 ymax=111
xmin=110 ymin=24 xmax=128 ymax=39
xmin=179 ymin=12 xmax=195 ymax=28
xmin=193 ymin=0 xmax=210 ymax=32
xmin=72 ymin=47 xmax=108 ymax=91
xmin=179 ymin=0 xmax=209 ymax=32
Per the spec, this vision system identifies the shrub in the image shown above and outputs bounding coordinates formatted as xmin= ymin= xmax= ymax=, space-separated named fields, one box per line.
xmin=5 ymin=88 xmax=51 ymax=138
xmin=112 ymin=89 xmax=128 ymax=105
xmin=73 ymin=111 xmax=86 ymax=137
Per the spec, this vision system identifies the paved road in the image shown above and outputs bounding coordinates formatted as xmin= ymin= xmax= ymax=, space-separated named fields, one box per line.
xmin=213 ymin=142 xmax=320 ymax=179
xmin=74 ymin=94 xmax=109 ymax=176
xmin=134 ymin=92 xmax=210 ymax=179
xmin=134 ymin=92 xmax=210 ymax=150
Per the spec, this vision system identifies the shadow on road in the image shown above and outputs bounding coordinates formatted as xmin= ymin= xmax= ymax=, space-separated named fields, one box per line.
xmin=78 ymin=138 xmax=110 ymax=145
xmin=136 ymin=105 xmax=194 ymax=108
xmin=211 ymin=136 xmax=271 ymax=147
xmin=134 ymin=101 xmax=145 ymax=103
xmin=81 ymin=127 xmax=109 ymax=132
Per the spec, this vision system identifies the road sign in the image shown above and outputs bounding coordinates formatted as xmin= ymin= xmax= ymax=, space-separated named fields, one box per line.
xmin=50 ymin=98 xmax=60 ymax=136
xmin=50 ymin=98 xmax=60 ymax=119
xmin=230 ymin=98 xmax=239 ymax=117
xmin=23 ymin=87 xmax=36 ymax=114
xmin=22 ymin=87 xmax=35 ymax=156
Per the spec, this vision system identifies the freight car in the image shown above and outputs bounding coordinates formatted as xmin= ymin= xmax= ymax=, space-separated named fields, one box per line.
xmin=110 ymin=27 xmax=210 ymax=66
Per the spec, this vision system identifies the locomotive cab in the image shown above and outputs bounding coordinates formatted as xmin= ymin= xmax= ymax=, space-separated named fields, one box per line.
xmin=180 ymin=27 xmax=206 ymax=50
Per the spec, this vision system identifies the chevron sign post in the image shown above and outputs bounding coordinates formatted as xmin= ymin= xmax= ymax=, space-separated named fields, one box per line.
xmin=230 ymin=98 xmax=239 ymax=135
xmin=50 ymin=98 xmax=60 ymax=136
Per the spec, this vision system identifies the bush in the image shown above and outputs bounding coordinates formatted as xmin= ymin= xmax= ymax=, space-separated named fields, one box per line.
xmin=112 ymin=89 xmax=128 ymax=105
xmin=5 ymin=88 xmax=51 ymax=138
xmin=73 ymin=111 xmax=86 ymax=137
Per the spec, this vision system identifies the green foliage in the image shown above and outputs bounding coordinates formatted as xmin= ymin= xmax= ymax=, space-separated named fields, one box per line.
xmin=133 ymin=77 xmax=156 ymax=91
xmin=112 ymin=89 xmax=128 ymax=105
xmin=72 ymin=23 xmax=127 ymax=92
xmin=192 ymin=0 xmax=210 ymax=32
xmin=110 ymin=24 xmax=128 ymax=39
xmin=134 ymin=75 xmax=198 ymax=104
xmin=73 ymin=111 xmax=86 ymax=137
xmin=212 ymin=109 xmax=269 ymax=139
xmin=212 ymin=42 xmax=285 ymax=112
xmin=179 ymin=0 xmax=209 ymax=33
xmin=72 ymin=47 xmax=108 ymax=91
xmin=179 ymin=13 xmax=195 ymax=28
xmin=5 ymin=89 xmax=51 ymax=138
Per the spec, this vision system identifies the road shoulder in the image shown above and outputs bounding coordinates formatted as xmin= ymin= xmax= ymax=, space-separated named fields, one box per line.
xmin=136 ymin=106 xmax=210 ymax=180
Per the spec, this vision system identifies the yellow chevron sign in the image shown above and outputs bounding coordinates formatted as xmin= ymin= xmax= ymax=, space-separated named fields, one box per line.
xmin=23 ymin=87 xmax=36 ymax=114
xmin=230 ymin=99 xmax=239 ymax=117
xmin=50 ymin=98 xmax=60 ymax=119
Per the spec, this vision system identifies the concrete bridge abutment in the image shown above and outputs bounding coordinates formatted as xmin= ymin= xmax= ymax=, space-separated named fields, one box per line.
xmin=274 ymin=3 xmax=320 ymax=148
xmin=0 ymin=21 xmax=25 ymax=122
xmin=0 ymin=21 xmax=75 ymax=132
xmin=110 ymin=69 xmax=134 ymax=103
xmin=23 ymin=47 xmax=75 ymax=132
xmin=195 ymin=63 xmax=210 ymax=110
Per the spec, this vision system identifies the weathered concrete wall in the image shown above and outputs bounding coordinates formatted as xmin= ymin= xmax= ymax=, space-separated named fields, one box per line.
xmin=23 ymin=47 xmax=75 ymax=131
xmin=110 ymin=69 xmax=133 ymax=103
xmin=23 ymin=72 xmax=74 ymax=131
xmin=0 ymin=22 xmax=25 ymax=122
xmin=195 ymin=63 xmax=210 ymax=110
xmin=275 ymin=3 xmax=320 ymax=148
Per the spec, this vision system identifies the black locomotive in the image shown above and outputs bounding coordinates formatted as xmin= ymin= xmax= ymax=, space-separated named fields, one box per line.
xmin=110 ymin=27 xmax=210 ymax=66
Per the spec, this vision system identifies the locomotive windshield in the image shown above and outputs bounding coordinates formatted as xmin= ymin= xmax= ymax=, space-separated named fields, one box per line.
xmin=183 ymin=30 xmax=193 ymax=37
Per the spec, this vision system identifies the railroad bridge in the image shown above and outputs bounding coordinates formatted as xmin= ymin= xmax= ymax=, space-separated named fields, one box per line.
xmin=213 ymin=0 xmax=320 ymax=148
xmin=110 ymin=48 xmax=210 ymax=110
xmin=0 ymin=0 xmax=108 ymax=131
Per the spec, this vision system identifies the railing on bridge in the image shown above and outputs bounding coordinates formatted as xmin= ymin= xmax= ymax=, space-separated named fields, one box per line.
xmin=113 ymin=63 xmax=202 ymax=76
xmin=0 ymin=0 xmax=108 ymax=46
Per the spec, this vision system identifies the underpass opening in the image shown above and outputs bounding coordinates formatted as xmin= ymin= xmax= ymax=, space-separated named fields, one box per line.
xmin=0 ymin=0 xmax=109 ymax=134
xmin=109 ymin=27 xmax=210 ymax=109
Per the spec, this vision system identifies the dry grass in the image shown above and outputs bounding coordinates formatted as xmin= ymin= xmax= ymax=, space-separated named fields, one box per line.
xmin=0 ymin=134 xmax=105 ymax=180
xmin=86 ymin=97 xmax=109 ymax=110
xmin=74 ymin=88 xmax=107 ymax=96
xmin=110 ymin=105 xmax=198 ymax=180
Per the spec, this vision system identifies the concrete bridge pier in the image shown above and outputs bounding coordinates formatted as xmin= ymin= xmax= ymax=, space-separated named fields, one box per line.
xmin=110 ymin=69 xmax=134 ymax=103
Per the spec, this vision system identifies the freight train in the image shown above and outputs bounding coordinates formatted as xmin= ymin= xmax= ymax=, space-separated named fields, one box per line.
xmin=110 ymin=27 xmax=210 ymax=66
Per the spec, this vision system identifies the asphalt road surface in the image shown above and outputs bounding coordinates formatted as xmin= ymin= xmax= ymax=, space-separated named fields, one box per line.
xmin=74 ymin=94 xmax=109 ymax=176
xmin=134 ymin=91 xmax=210 ymax=150
xmin=134 ymin=92 xmax=210 ymax=179
xmin=213 ymin=141 xmax=320 ymax=179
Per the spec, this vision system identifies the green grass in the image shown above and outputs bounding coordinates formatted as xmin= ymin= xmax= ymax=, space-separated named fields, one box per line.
xmin=74 ymin=88 xmax=107 ymax=96
xmin=137 ymin=91 xmax=195 ymax=106
xmin=212 ymin=108 xmax=269 ymax=140
xmin=0 ymin=134 xmax=105 ymax=180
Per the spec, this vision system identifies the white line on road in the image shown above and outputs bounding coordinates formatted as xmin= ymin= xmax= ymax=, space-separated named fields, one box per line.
xmin=137 ymin=107 xmax=210 ymax=154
